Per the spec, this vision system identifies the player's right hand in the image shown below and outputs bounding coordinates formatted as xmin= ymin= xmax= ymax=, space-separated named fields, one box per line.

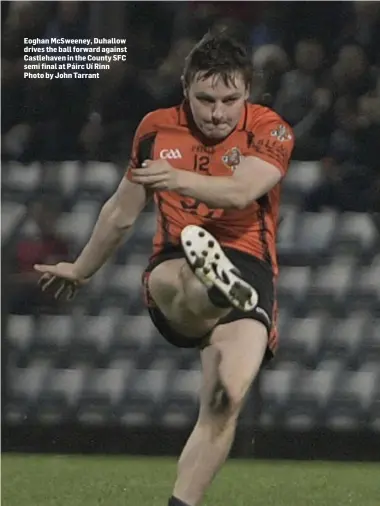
xmin=34 ymin=262 xmax=88 ymax=301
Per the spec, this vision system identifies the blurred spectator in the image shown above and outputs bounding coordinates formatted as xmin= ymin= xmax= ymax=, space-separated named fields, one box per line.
xmin=329 ymin=44 xmax=378 ymax=101
xmin=355 ymin=86 xmax=380 ymax=168
xmin=303 ymin=86 xmax=379 ymax=213
xmin=3 ymin=77 xmax=65 ymax=162
xmin=302 ymin=152 xmax=376 ymax=213
xmin=185 ymin=1 xmax=255 ymax=42
xmin=275 ymin=39 xmax=325 ymax=124
xmin=6 ymin=197 xmax=70 ymax=316
xmin=125 ymin=22 xmax=159 ymax=71
xmin=140 ymin=38 xmax=197 ymax=109
xmin=325 ymin=51 xmax=379 ymax=169
xmin=274 ymin=39 xmax=332 ymax=159
xmin=281 ymin=2 xmax=354 ymax=56
xmin=249 ymin=4 xmax=286 ymax=49
xmin=127 ymin=2 xmax=176 ymax=69
xmin=250 ymin=44 xmax=289 ymax=108
xmin=337 ymin=2 xmax=380 ymax=66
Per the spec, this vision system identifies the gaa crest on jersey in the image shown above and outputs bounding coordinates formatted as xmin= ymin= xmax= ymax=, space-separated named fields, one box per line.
xmin=222 ymin=147 xmax=241 ymax=172
xmin=270 ymin=124 xmax=292 ymax=142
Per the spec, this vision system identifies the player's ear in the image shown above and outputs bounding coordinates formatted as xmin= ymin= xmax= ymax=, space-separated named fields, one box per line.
xmin=181 ymin=75 xmax=188 ymax=99
xmin=244 ymin=85 xmax=250 ymax=101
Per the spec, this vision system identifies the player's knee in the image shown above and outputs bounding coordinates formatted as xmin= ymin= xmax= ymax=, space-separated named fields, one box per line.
xmin=209 ymin=378 xmax=230 ymax=414
xmin=148 ymin=260 xmax=181 ymax=307
xmin=209 ymin=377 xmax=243 ymax=418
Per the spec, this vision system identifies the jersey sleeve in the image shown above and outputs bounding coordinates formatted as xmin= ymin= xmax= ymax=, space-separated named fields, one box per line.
xmin=247 ymin=111 xmax=294 ymax=176
xmin=125 ymin=112 xmax=158 ymax=181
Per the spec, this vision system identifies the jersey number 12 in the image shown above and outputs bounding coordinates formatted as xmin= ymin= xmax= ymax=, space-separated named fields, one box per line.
xmin=193 ymin=155 xmax=210 ymax=174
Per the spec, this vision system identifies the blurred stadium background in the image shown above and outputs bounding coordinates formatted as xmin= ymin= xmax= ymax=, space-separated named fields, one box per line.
xmin=2 ymin=0 xmax=380 ymax=469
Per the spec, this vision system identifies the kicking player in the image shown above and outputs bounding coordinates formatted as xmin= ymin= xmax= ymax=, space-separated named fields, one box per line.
xmin=35 ymin=32 xmax=294 ymax=506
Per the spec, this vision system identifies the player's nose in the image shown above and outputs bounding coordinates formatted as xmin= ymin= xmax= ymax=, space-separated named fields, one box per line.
xmin=211 ymin=105 xmax=224 ymax=122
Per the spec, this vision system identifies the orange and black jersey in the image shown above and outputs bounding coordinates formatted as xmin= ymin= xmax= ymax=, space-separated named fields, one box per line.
xmin=126 ymin=101 xmax=294 ymax=276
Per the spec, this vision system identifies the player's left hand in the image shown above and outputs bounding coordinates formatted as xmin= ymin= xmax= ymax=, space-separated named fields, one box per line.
xmin=130 ymin=159 xmax=180 ymax=191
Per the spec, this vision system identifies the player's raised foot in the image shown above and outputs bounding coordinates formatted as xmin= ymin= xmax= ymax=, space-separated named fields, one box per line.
xmin=180 ymin=225 xmax=258 ymax=312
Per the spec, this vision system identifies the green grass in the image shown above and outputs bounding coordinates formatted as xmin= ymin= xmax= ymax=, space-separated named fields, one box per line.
xmin=2 ymin=454 xmax=379 ymax=506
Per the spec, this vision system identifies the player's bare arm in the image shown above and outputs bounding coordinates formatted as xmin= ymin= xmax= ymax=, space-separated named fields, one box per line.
xmin=34 ymin=178 xmax=151 ymax=299
xmin=177 ymin=156 xmax=282 ymax=209
xmin=74 ymin=178 xmax=152 ymax=277
xmin=131 ymin=156 xmax=282 ymax=209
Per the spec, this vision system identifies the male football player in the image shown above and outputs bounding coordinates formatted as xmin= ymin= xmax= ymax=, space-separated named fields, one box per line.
xmin=35 ymin=32 xmax=294 ymax=506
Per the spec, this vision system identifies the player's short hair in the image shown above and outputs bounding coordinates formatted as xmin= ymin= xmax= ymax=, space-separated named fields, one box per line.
xmin=183 ymin=31 xmax=253 ymax=89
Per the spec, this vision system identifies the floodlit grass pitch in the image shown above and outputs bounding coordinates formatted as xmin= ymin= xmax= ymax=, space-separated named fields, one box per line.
xmin=2 ymin=454 xmax=379 ymax=506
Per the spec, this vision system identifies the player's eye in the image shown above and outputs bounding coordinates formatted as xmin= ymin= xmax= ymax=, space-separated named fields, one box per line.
xmin=198 ymin=97 xmax=214 ymax=103
xmin=224 ymin=98 xmax=238 ymax=104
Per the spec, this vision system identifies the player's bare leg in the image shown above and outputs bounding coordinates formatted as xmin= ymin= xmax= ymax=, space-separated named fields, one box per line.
xmin=148 ymin=226 xmax=258 ymax=340
xmin=170 ymin=319 xmax=267 ymax=506
xmin=148 ymin=258 xmax=231 ymax=339
xmin=148 ymin=226 xmax=266 ymax=505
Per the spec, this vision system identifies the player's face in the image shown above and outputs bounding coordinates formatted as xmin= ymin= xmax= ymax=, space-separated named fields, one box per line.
xmin=185 ymin=72 xmax=249 ymax=140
